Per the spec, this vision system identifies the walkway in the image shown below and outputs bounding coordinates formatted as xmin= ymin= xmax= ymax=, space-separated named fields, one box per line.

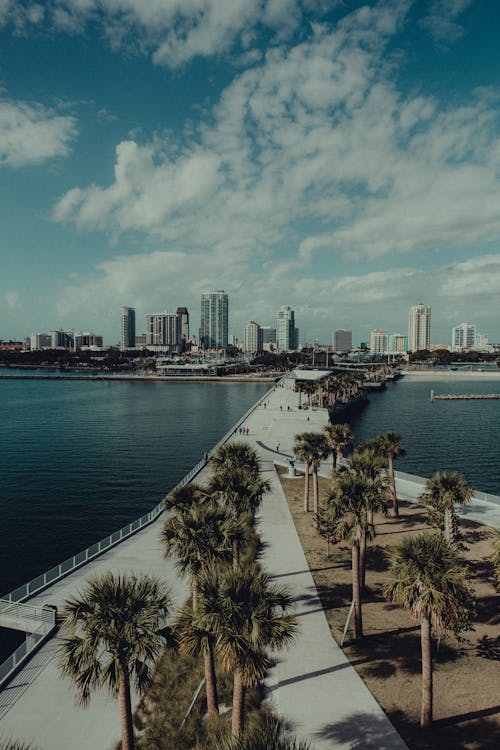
xmin=2 ymin=375 xmax=497 ymax=748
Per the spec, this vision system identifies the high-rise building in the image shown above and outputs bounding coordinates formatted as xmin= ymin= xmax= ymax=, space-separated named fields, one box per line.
xmin=120 ymin=306 xmax=136 ymax=349
xmin=277 ymin=306 xmax=297 ymax=351
xmin=243 ymin=321 xmax=263 ymax=355
xmin=30 ymin=333 xmax=52 ymax=350
xmin=200 ymin=290 xmax=228 ymax=350
xmin=74 ymin=332 xmax=103 ymax=350
xmin=146 ymin=312 xmax=180 ymax=353
xmin=389 ymin=333 xmax=408 ymax=353
xmin=332 ymin=329 xmax=352 ymax=353
xmin=451 ymin=323 xmax=476 ymax=352
xmin=176 ymin=307 xmax=189 ymax=348
xmin=261 ymin=327 xmax=276 ymax=344
xmin=370 ymin=329 xmax=388 ymax=354
xmin=408 ymin=304 xmax=431 ymax=352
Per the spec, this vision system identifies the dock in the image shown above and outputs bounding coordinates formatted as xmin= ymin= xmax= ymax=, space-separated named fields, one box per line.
xmin=431 ymin=391 xmax=500 ymax=400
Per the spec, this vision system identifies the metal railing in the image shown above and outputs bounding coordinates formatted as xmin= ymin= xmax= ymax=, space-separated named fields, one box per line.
xmin=394 ymin=469 xmax=500 ymax=506
xmin=4 ymin=379 xmax=276 ymax=605
xmin=0 ymin=608 xmax=56 ymax=690
xmin=0 ymin=599 xmax=56 ymax=627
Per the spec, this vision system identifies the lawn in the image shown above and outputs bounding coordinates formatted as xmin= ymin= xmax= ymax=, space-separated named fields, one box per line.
xmin=278 ymin=467 xmax=500 ymax=750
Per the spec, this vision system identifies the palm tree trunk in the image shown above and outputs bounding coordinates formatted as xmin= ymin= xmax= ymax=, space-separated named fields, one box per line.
xmin=204 ymin=639 xmax=219 ymax=719
xmin=420 ymin=612 xmax=433 ymax=729
xmin=359 ymin=530 xmax=367 ymax=593
xmin=389 ymin=455 xmax=399 ymax=517
xmin=118 ymin=668 xmax=135 ymax=750
xmin=231 ymin=666 xmax=246 ymax=736
xmin=352 ymin=544 xmax=363 ymax=640
xmin=304 ymin=461 xmax=310 ymax=512
xmin=192 ymin=578 xmax=198 ymax=612
xmin=313 ymin=467 xmax=319 ymax=521
xmin=444 ymin=506 xmax=454 ymax=545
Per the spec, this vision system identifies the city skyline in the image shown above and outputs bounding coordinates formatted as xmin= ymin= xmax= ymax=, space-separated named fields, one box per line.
xmin=1 ymin=2 xmax=500 ymax=343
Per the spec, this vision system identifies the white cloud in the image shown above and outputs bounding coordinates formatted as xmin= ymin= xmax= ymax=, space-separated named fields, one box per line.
xmin=420 ymin=0 xmax=475 ymax=43
xmin=0 ymin=98 xmax=77 ymax=167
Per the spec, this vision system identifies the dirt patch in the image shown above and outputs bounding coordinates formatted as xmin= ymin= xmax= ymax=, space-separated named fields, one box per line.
xmin=278 ymin=467 xmax=500 ymax=750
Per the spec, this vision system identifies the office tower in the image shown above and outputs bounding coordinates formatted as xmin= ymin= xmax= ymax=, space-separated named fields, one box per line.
xmin=451 ymin=323 xmax=476 ymax=352
xmin=243 ymin=321 xmax=263 ymax=354
xmin=389 ymin=334 xmax=408 ymax=353
xmin=30 ymin=333 xmax=51 ymax=350
xmin=332 ymin=329 xmax=352 ymax=353
xmin=408 ymin=304 xmax=431 ymax=352
xmin=146 ymin=312 xmax=180 ymax=352
xmin=200 ymin=290 xmax=229 ymax=349
xmin=74 ymin=332 xmax=103 ymax=350
xmin=135 ymin=333 xmax=147 ymax=347
xmin=120 ymin=306 xmax=136 ymax=349
xmin=49 ymin=330 xmax=73 ymax=349
xmin=370 ymin=329 xmax=388 ymax=354
xmin=176 ymin=307 xmax=189 ymax=344
xmin=277 ymin=305 xmax=297 ymax=351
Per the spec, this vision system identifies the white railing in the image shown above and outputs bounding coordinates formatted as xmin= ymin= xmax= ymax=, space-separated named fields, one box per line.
xmin=0 ymin=599 xmax=56 ymax=627
xmin=394 ymin=469 xmax=500 ymax=507
xmin=4 ymin=378 xmax=276 ymax=605
xmin=0 ymin=607 xmax=56 ymax=689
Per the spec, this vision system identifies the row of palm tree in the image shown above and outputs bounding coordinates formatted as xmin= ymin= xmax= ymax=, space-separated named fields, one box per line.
xmin=57 ymin=441 xmax=296 ymax=749
xmin=292 ymin=422 xmax=477 ymax=730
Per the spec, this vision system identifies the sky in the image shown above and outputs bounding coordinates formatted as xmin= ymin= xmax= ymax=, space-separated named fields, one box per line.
xmin=1 ymin=0 xmax=500 ymax=347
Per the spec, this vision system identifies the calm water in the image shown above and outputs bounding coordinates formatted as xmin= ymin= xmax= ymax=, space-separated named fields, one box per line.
xmin=349 ymin=376 xmax=500 ymax=497
xmin=0 ymin=378 xmax=269 ymax=596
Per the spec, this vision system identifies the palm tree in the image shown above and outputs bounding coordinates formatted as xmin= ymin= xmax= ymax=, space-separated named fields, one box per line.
xmin=309 ymin=434 xmax=330 ymax=519
xmin=327 ymin=471 xmax=379 ymax=639
xmin=323 ymin=423 xmax=353 ymax=474
xmin=58 ymin=573 xmax=172 ymax=750
xmin=211 ymin=441 xmax=261 ymax=480
xmin=197 ymin=565 xmax=297 ymax=737
xmin=214 ymin=714 xmax=310 ymax=749
xmin=421 ymin=471 xmax=474 ymax=545
xmin=378 ymin=432 xmax=406 ymax=517
xmin=385 ymin=533 xmax=474 ymax=729
xmin=164 ymin=482 xmax=208 ymax=513
xmin=293 ymin=433 xmax=314 ymax=512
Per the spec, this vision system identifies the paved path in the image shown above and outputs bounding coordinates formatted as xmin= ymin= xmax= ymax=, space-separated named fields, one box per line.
xmin=1 ymin=375 xmax=498 ymax=748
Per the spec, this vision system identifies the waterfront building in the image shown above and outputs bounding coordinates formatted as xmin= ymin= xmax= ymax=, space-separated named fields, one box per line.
xmin=277 ymin=306 xmax=297 ymax=351
xmin=451 ymin=322 xmax=477 ymax=352
xmin=389 ymin=333 xmax=408 ymax=354
xmin=74 ymin=332 xmax=104 ymax=350
xmin=146 ymin=312 xmax=181 ymax=353
xmin=176 ymin=307 xmax=189 ymax=349
xmin=243 ymin=321 xmax=263 ymax=355
xmin=200 ymin=290 xmax=229 ymax=350
xmin=120 ymin=306 xmax=136 ymax=349
xmin=332 ymin=329 xmax=352 ymax=353
xmin=370 ymin=329 xmax=388 ymax=354
xmin=135 ymin=333 xmax=147 ymax=347
xmin=30 ymin=332 xmax=51 ymax=350
xmin=408 ymin=303 xmax=431 ymax=352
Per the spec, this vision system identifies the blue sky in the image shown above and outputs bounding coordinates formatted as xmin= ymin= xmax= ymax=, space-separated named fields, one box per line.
xmin=1 ymin=0 xmax=500 ymax=347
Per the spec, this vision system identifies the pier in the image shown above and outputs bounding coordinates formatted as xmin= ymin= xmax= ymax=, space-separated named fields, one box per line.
xmin=431 ymin=390 xmax=500 ymax=400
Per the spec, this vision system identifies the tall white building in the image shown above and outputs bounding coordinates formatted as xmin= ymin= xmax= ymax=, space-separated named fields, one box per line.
xmin=120 ymin=306 xmax=136 ymax=349
xmin=200 ymin=290 xmax=229 ymax=350
xmin=451 ymin=323 xmax=476 ymax=351
xmin=408 ymin=304 xmax=431 ymax=352
xmin=146 ymin=313 xmax=180 ymax=353
xmin=243 ymin=321 xmax=263 ymax=355
xmin=277 ymin=306 xmax=297 ymax=351
xmin=370 ymin=329 xmax=388 ymax=354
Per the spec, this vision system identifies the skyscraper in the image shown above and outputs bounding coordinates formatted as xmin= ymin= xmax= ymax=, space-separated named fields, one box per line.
xmin=332 ymin=329 xmax=352 ymax=353
xmin=120 ymin=306 xmax=136 ymax=349
xmin=276 ymin=306 xmax=297 ymax=351
xmin=200 ymin=290 xmax=229 ymax=350
xmin=243 ymin=321 xmax=263 ymax=354
xmin=146 ymin=312 xmax=180 ymax=352
xmin=176 ymin=307 xmax=189 ymax=349
xmin=370 ymin=329 xmax=388 ymax=354
xmin=451 ymin=323 xmax=476 ymax=351
xmin=408 ymin=304 xmax=431 ymax=352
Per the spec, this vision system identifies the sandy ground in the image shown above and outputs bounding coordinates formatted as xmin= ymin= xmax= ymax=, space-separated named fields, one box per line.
xmin=279 ymin=469 xmax=500 ymax=750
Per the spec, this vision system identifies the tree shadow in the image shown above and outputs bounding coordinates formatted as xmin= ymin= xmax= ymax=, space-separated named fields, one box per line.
xmin=475 ymin=594 xmax=500 ymax=626
xmin=318 ymin=710 xmax=407 ymax=749
xmin=477 ymin=635 xmax=500 ymax=661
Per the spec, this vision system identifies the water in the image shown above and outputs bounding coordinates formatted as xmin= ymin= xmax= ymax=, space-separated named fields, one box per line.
xmin=348 ymin=376 xmax=500 ymax=497
xmin=0 ymin=378 xmax=270 ymax=596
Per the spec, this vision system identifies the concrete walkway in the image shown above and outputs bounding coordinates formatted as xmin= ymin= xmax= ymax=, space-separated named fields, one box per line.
xmin=1 ymin=374 xmax=497 ymax=748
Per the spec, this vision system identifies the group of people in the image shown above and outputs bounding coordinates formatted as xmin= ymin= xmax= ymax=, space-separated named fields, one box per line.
xmin=236 ymin=426 xmax=250 ymax=435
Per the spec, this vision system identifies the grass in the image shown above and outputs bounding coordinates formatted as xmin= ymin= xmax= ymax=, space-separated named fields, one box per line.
xmin=278 ymin=467 xmax=500 ymax=750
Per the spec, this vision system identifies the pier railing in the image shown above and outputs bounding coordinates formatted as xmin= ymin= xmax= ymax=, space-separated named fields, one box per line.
xmin=4 ymin=378 xmax=276 ymax=605
xmin=0 ymin=601 xmax=56 ymax=690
